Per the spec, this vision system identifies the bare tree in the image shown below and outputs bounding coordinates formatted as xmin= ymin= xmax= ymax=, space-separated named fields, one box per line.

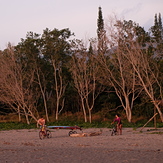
xmin=124 ymin=41 xmax=163 ymax=122
xmin=95 ymin=18 xmax=143 ymax=122
xmin=70 ymin=39 xmax=104 ymax=123
xmin=106 ymin=16 xmax=163 ymax=121
xmin=35 ymin=66 xmax=50 ymax=122
xmin=52 ymin=58 xmax=67 ymax=121
xmin=0 ymin=45 xmax=38 ymax=124
xmin=96 ymin=48 xmax=142 ymax=122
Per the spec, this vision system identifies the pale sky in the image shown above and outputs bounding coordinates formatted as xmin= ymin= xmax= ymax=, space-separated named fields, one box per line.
xmin=0 ymin=0 xmax=163 ymax=50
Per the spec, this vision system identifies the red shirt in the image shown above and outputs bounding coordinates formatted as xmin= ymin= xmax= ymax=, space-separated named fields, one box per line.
xmin=114 ymin=117 xmax=122 ymax=125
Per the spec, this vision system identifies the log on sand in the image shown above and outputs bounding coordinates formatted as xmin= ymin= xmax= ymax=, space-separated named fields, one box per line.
xmin=70 ymin=130 xmax=102 ymax=137
xmin=70 ymin=133 xmax=88 ymax=137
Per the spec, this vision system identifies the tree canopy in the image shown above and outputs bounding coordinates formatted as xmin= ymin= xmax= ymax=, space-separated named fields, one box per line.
xmin=0 ymin=11 xmax=163 ymax=124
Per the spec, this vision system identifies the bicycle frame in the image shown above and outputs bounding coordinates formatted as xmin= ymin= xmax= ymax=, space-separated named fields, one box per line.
xmin=111 ymin=125 xmax=117 ymax=136
xmin=39 ymin=125 xmax=51 ymax=139
xmin=40 ymin=125 xmax=46 ymax=132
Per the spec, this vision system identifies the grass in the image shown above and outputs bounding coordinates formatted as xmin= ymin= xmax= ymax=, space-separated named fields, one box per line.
xmin=0 ymin=120 xmax=163 ymax=131
xmin=0 ymin=122 xmax=36 ymax=131
xmin=150 ymin=132 xmax=163 ymax=134
xmin=1 ymin=112 xmax=163 ymax=131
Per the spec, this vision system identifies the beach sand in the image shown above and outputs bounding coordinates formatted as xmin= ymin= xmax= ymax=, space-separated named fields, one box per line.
xmin=0 ymin=127 xmax=163 ymax=163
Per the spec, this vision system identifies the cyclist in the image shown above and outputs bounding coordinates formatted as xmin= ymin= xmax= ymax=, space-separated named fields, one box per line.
xmin=37 ymin=116 xmax=51 ymax=139
xmin=111 ymin=114 xmax=122 ymax=135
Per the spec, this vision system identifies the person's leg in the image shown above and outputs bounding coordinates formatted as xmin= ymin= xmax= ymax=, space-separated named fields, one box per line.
xmin=119 ymin=124 xmax=122 ymax=135
xmin=116 ymin=124 xmax=120 ymax=134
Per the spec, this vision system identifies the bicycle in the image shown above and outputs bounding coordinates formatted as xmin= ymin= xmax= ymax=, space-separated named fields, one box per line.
xmin=111 ymin=124 xmax=117 ymax=136
xmin=39 ymin=125 xmax=52 ymax=140
xmin=68 ymin=130 xmax=77 ymax=136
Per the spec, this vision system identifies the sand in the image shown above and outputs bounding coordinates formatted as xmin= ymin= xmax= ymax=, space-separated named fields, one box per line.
xmin=0 ymin=127 xmax=163 ymax=163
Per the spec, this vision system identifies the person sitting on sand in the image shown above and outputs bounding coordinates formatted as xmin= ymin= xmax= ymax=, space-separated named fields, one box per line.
xmin=111 ymin=114 xmax=122 ymax=135
xmin=37 ymin=117 xmax=45 ymax=128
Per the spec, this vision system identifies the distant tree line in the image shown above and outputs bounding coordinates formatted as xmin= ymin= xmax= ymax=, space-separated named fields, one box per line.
xmin=0 ymin=8 xmax=163 ymax=124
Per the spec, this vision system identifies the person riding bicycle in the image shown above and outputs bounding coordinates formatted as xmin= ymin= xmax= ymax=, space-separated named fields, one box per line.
xmin=111 ymin=114 xmax=122 ymax=135
xmin=37 ymin=116 xmax=51 ymax=139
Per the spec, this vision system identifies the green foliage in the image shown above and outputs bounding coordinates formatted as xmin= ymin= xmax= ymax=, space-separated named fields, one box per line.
xmin=0 ymin=122 xmax=36 ymax=131
xmin=1 ymin=13 xmax=163 ymax=124
xmin=0 ymin=119 xmax=163 ymax=131
xmin=150 ymin=132 xmax=163 ymax=134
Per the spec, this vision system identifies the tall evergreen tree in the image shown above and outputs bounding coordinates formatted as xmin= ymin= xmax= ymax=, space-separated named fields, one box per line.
xmin=158 ymin=13 xmax=163 ymax=40
xmin=97 ymin=6 xmax=104 ymax=40
xmin=150 ymin=13 xmax=163 ymax=58
xmin=150 ymin=13 xmax=163 ymax=42
xmin=97 ymin=7 xmax=107 ymax=55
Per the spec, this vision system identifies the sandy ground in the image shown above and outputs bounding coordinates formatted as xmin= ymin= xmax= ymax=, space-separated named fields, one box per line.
xmin=0 ymin=127 xmax=163 ymax=163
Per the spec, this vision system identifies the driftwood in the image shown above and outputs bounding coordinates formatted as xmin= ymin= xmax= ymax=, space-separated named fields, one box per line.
xmin=70 ymin=133 xmax=88 ymax=137
xmin=70 ymin=130 xmax=102 ymax=137
xmin=140 ymin=113 xmax=158 ymax=132
xmin=88 ymin=130 xmax=102 ymax=136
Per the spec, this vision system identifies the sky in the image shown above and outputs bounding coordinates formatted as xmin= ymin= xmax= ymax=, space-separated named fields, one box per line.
xmin=0 ymin=0 xmax=163 ymax=50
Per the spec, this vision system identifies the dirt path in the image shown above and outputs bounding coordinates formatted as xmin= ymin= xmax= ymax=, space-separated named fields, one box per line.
xmin=0 ymin=127 xmax=163 ymax=163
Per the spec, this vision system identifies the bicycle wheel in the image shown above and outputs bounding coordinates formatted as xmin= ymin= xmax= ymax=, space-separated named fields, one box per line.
xmin=46 ymin=130 xmax=52 ymax=138
xmin=72 ymin=131 xmax=77 ymax=134
xmin=111 ymin=128 xmax=116 ymax=136
xmin=68 ymin=131 xmax=73 ymax=136
xmin=39 ymin=131 xmax=45 ymax=139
